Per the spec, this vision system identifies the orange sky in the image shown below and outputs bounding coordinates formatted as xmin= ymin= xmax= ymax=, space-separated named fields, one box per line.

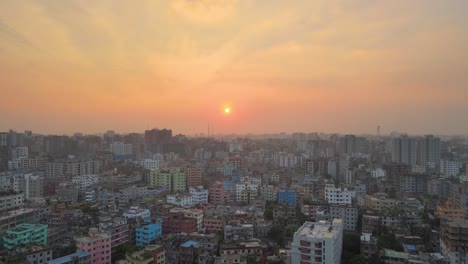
xmin=1 ymin=0 xmax=467 ymax=135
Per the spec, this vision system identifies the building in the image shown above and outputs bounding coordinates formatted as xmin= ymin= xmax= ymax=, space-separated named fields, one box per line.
xmin=136 ymin=159 xmax=160 ymax=170
xmin=162 ymin=213 xmax=197 ymax=235
xmin=259 ymin=185 xmax=277 ymax=201
xmin=110 ymin=142 xmax=133 ymax=160
xmin=204 ymin=216 xmax=224 ymax=232
xmin=291 ymin=219 xmax=343 ymax=264
xmin=324 ymin=185 xmax=355 ymax=205
xmin=418 ymin=135 xmax=441 ymax=168
xmin=22 ymin=174 xmax=44 ymax=199
xmin=75 ymin=228 xmax=111 ymax=264
xmin=0 ymin=208 xmax=43 ymax=232
xmin=98 ymin=216 xmax=129 ymax=252
xmin=365 ymin=194 xmax=396 ymax=212
xmin=224 ymin=224 xmax=254 ymax=242
xmin=71 ymin=174 xmax=99 ymax=191
xmin=0 ymin=192 xmax=24 ymax=213
xmin=440 ymin=160 xmax=462 ymax=177
xmin=46 ymin=160 xmax=100 ymax=179
xmin=13 ymin=245 xmax=53 ymax=264
xmin=209 ymin=182 xmax=225 ymax=205
xmin=3 ymin=223 xmax=48 ymax=249
xmin=235 ymin=183 xmax=258 ymax=204
xmin=123 ymin=206 xmax=151 ymax=219
xmin=278 ymin=189 xmax=296 ymax=207
xmin=399 ymin=173 xmax=427 ymax=195
xmin=383 ymin=163 xmax=411 ymax=189
xmin=186 ymin=166 xmax=202 ymax=187
xmin=166 ymin=193 xmax=193 ymax=207
xmin=360 ymin=233 xmax=378 ymax=259
xmin=11 ymin=147 xmax=28 ymax=161
xmin=327 ymin=206 xmax=358 ymax=231
xmin=181 ymin=209 xmax=204 ymax=232
xmin=440 ymin=217 xmax=468 ymax=264
xmin=381 ymin=249 xmax=408 ymax=264
xmin=391 ymin=136 xmax=417 ymax=166
xmin=126 ymin=244 xmax=166 ymax=264
xmin=189 ymin=186 xmax=208 ymax=205
xmin=362 ymin=215 xmax=381 ymax=235
xmin=136 ymin=218 xmax=162 ymax=246
xmin=47 ymin=251 xmax=91 ymax=264
xmin=149 ymin=168 xmax=186 ymax=192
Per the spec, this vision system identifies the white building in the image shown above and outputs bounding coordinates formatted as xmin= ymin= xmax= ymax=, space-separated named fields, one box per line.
xmin=110 ymin=142 xmax=132 ymax=157
xmin=0 ymin=192 xmax=24 ymax=213
xmin=166 ymin=193 xmax=193 ymax=207
xmin=325 ymin=185 xmax=355 ymax=205
xmin=22 ymin=174 xmax=44 ymax=199
xmin=440 ymin=160 xmax=462 ymax=177
xmin=189 ymin=186 xmax=209 ymax=205
xmin=72 ymin=175 xmax=99 ymax=191
xmin=345 ymin=169 xmax=354 ymax=184
xmin=85 ymin=190 xmax=95 ymax=202
xmin=122 ymin=206 xmax=151 ymax=219
xmin=11 ymin=147 xmax=28 ymax=161
xmin=136 ymin=159 xmax=160 ymax=170
xmin=291 ymin=219 xmax=343 ymax=264
xmin=235 ymin=183 xmax=258 ymax=203
xmin=370 ymin=168 xmax=386 ymax=178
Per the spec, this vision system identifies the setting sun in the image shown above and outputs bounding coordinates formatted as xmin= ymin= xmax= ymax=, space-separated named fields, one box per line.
xmin=224 ymin=107 xmax=231 ymax=114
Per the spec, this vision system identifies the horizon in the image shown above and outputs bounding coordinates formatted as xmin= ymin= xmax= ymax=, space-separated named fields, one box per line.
xmin=1 ymin=1 xmax=467 ymax=135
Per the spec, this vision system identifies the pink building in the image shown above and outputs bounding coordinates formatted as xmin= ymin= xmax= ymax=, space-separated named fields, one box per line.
xmin=75 ymin=228 xmax=112 ymax=264
xmin=209 ymin=181 xmax=225 ymax=205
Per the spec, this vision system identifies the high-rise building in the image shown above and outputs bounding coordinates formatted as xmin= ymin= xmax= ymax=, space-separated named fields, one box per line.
xmin=418 ymin=135 xmax=441 ymax=168
xmin=149 ymin=168 xmax=186 ymax=193
xmin=291 ymin=219 xmax=343 ymax=264
xmin=391 ymin=135 xmax=417 ymax=166
xmin=110 ymin=142 xmax=132 ymax=160
xmin=145 ymin=129 xmax=172 ymax=153
xmin=340 ymin=135 xmax=357 ymax=155
xmin=209 ymin=181 xmax=225 ymax=205
xmin=186 ymin=165 xmax=202 ymax=187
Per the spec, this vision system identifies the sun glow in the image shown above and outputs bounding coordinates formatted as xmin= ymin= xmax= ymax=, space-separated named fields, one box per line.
xmin=224 ymin=107 xmax=231 ymax=114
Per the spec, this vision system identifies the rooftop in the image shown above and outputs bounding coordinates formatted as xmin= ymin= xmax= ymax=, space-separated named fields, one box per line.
xmin=295 ymin=220 xmax=342 ymax=239
xmin=7 ymin=223 xmax=47 ymax=234
xmin=384 ymin=249 xmax=409 ymax=259
xmin=181 ymin=240 xmax=200 ymax=248
xmin=47 ymin=251 xmax=90 ymax=264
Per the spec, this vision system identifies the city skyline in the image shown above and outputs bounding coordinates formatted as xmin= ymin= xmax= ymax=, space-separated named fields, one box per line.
xmin=1 ymin=0 xmax=468 ymax=135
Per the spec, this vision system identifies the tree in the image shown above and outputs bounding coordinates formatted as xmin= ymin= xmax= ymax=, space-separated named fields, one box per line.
xmin=342 ymin=233 xmax=361 ymax=264
xmin=268 ymin=225 xmax=285 ymax=247
xmin=378 ymin=233 xmax=403 ymax=251
xmin=350 ymin=255 xmax=367 ymax=264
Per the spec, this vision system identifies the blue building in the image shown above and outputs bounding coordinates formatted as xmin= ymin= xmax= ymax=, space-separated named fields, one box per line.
xmin=278 ymin=189 xmax=296 ymax=207
xmin=136 ymin=218 xmax=162 ymax=246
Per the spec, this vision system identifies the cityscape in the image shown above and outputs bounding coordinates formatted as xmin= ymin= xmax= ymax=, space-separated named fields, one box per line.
xmin=1 ymin=1 xmax=468 ymax=264
xmin=0 ymin=129 xmax=467 ymax=263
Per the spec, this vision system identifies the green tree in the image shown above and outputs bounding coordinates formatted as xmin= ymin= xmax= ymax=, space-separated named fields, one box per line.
xmin=268 ymin=225 xmax=286 ymax=247
xmin=350 ymin=255 xmax=367 ymax=264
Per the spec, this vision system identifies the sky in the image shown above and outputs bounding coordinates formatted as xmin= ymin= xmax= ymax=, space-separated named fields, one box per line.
xmin=1 ymin=0 xmax=467 ymax=136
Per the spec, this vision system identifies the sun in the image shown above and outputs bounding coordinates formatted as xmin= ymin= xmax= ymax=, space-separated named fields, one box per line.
xmin=224 ymin=107 xmax=231 ymax=114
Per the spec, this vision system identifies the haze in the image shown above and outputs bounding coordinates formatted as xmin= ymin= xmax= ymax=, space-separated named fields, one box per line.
xmin=1 ymin=0 xmax=467 ymax=135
